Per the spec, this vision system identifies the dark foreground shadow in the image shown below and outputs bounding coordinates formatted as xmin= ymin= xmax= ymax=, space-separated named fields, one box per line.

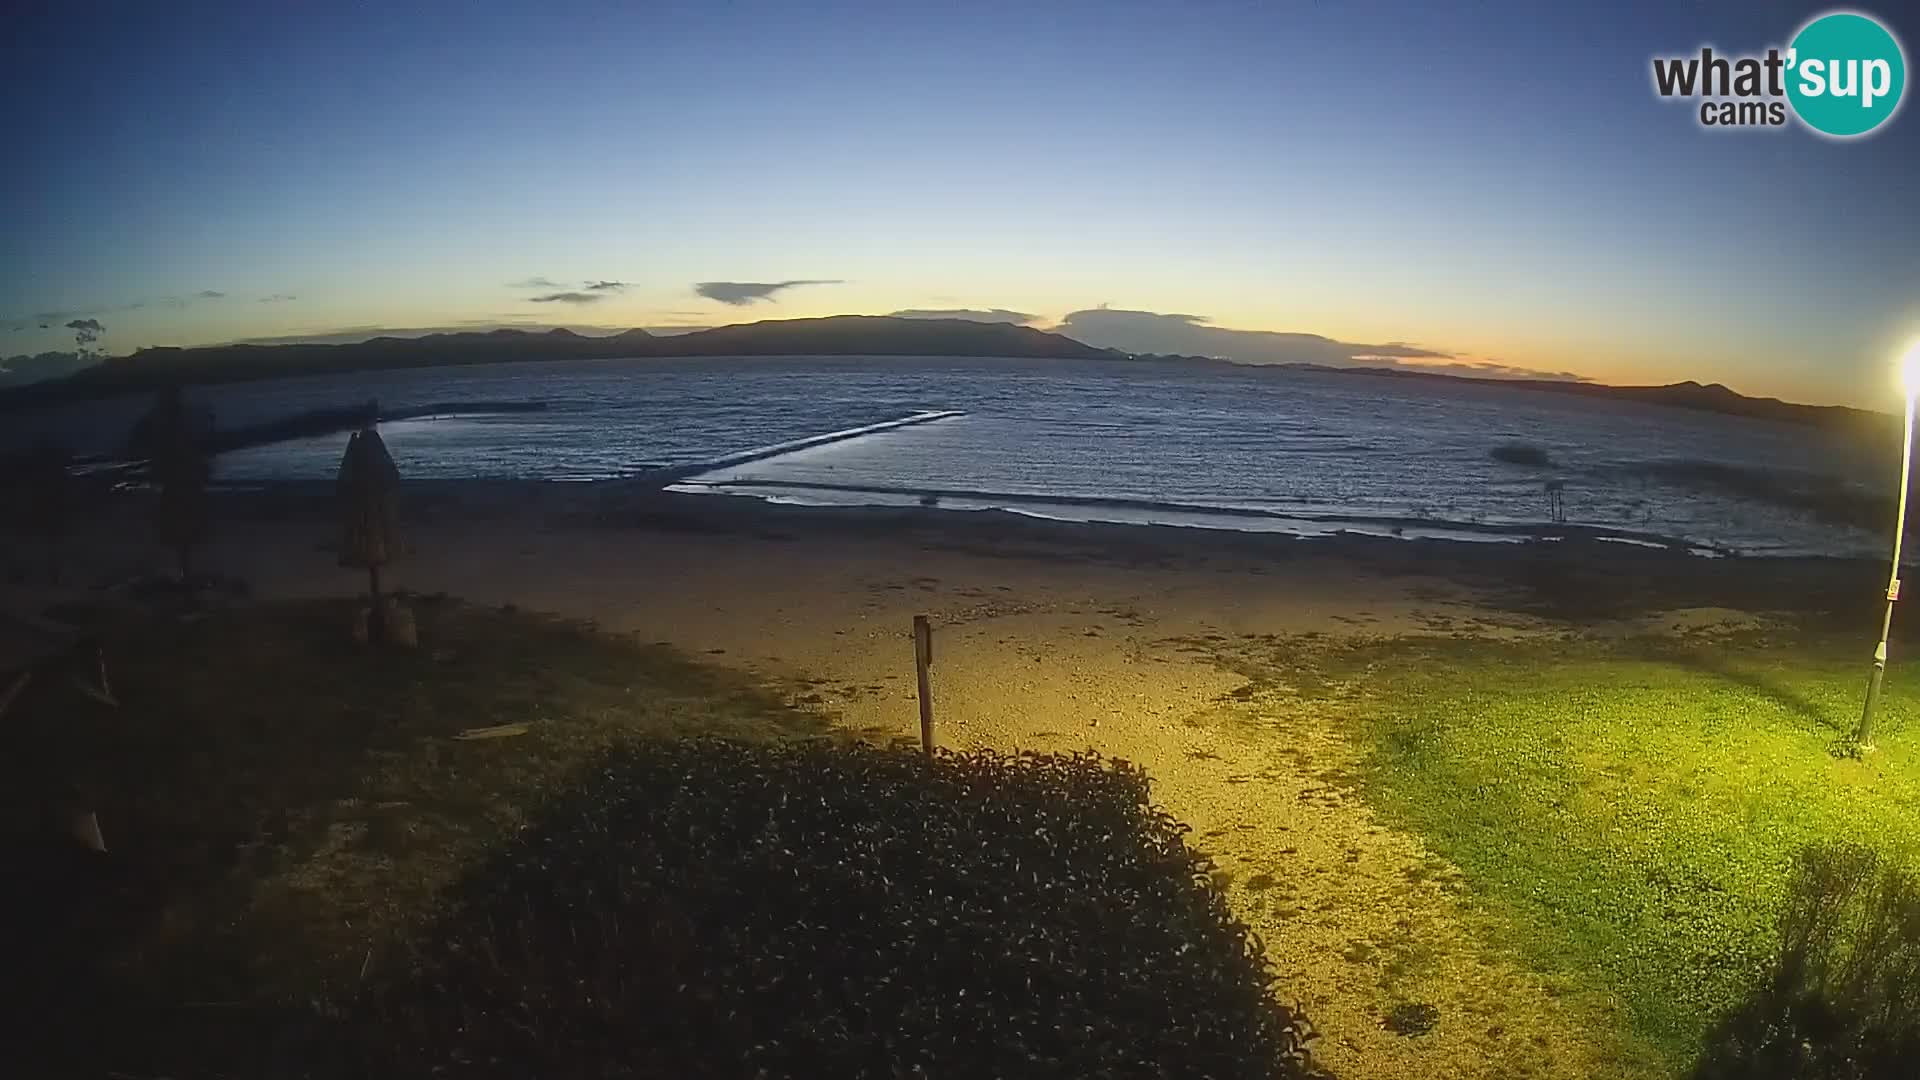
xmin=328 ymin=739 xmax=1331 ymax=1079
xmin=1633 ymin=641 xmax=1837 ymax=731
xmin=0 ymin=599 xmax=822 ymax=1078
xmin=1693 ymin=843 xmax=1920 ymax=1079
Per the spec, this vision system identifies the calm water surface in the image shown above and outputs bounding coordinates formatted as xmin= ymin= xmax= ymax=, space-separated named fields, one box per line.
xmin=4 ymin=355 xmax=1894 ymax=558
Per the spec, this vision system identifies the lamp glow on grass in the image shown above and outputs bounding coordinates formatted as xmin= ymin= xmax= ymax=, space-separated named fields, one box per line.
xmin=1192 ymin=629 xmax=1920 ymax=1074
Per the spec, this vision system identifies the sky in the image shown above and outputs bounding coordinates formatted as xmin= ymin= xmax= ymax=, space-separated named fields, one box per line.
xmin=5 ymin=0 xmax=1920 ymax=406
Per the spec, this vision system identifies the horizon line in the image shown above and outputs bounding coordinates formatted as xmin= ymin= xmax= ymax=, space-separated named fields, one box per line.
xmin=5 ymin=313 xmax=1890 ymax=417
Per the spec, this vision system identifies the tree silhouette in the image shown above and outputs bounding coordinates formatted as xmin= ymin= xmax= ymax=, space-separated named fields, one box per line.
xmin=135 ymin=387 xmax=213 ymax=584
xmin=64 ymin=317 xmax=104 ymax=362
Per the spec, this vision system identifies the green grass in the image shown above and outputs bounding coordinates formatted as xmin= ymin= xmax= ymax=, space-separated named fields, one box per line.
xmin=1200 ymin=629 xmax=1920 ymax=1073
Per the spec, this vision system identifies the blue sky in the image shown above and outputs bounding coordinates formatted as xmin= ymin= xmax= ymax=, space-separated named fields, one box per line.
xmin=5 ymin=0 xmax=1919 ymax=405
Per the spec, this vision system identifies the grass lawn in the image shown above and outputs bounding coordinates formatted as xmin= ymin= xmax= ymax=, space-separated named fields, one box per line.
xmin=1197 ymin=624 xmax=1920 ymax=1074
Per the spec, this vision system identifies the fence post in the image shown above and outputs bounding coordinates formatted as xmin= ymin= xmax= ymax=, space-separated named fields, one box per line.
xmin=914 ymin=615 xmax=934 ymax=755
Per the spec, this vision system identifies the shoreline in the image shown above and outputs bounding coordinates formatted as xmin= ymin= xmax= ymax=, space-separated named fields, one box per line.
xmin=667 ymin=476 xmax=1737 ymax=555
xmin=68 ymin=477 xmax=1870 ymax=647
xmin=224 ymin=476 xmax=1899 ymax=571
xmin=173 ymin=462 xmax=1900 ymax=564
xmin=6 ymin=478 xmax=1892 ymax=634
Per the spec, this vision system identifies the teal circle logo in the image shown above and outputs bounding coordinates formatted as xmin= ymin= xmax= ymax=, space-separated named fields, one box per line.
xmin=1787 ymin=11 xmax=1907 ymax=137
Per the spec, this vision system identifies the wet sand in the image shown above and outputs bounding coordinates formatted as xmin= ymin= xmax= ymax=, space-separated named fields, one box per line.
xmin=0 ymin=482 xmax=1888 ymax=1078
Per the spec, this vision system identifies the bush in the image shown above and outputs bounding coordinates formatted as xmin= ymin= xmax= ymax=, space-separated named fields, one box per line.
xmin=351 ymin=740 xmax=1328 ymax=1079
xmin=1489 ymin=442 xmax=1553 ymax=467
xmin=1693 ymin=843 xmax=1920 ymax=1079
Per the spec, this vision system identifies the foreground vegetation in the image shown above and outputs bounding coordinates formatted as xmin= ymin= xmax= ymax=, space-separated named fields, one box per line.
xmin=9 ymin=597 xmax=820 ymax=1073
xmin=5 ymin=598 xmax=1322 ymax=1078
xmin=1194 ymin=624 xmax=1920 ymax=1075
xmin=353 ymin=739 xmax=1325 ymax=1078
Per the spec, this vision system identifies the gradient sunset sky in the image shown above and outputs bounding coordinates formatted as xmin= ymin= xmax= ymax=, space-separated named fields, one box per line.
xmin=5 ymin=0 xmax=1920 ymax=406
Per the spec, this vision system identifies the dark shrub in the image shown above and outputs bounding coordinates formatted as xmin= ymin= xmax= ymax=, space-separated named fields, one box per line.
xmin=1694 ymin=843 xmax=1920 ymax=1079
xmin=352 ymin=740 xmax=1328 ymax=1079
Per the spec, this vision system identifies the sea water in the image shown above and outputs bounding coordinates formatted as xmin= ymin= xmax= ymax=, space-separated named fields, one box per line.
xmin=2 ymin=354 xmax=1893 ymax=558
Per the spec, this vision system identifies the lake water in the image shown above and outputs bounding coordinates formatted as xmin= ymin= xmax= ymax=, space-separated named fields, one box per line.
xmin=3 ymin=355 xmax=1897 ymax=559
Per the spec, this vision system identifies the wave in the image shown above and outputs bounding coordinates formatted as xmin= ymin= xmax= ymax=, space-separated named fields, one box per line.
xmin=1605 ymin=458 xmax=1891 ymax=532
xmin=671 ymin=476 xmax=1722 ymax=553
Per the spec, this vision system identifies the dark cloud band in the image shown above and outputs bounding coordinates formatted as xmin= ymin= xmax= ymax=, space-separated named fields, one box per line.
xmin=889 ymin=308 xmax=1036 ymax=325
xmin=695 ymin=280 xmax=842 ymax=306
xmin=1051 ymin=307 xmax=1584 ymax=382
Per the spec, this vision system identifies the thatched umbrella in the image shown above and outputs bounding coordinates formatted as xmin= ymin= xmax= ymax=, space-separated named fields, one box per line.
xmin=337 ymin=423 xmax=400 ymax=642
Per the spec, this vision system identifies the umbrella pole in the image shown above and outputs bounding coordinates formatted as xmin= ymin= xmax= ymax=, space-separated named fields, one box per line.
xmin=368 ymin=563 xmax=385 ymax=643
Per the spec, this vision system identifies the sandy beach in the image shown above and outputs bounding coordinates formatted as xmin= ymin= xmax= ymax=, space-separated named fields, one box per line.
xmin=0 ymin=481 xmax=1894 ymax=1078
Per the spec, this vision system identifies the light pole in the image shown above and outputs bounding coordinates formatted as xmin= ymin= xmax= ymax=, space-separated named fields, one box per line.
xmin=1856 ymin=344 xmax=1920 ymax=748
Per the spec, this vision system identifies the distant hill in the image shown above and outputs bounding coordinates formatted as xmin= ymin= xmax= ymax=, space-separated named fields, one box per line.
xmin=640 ymin=316 xmax=1118 ymax=361
xmin=0 ymin=316 xmax=1120 ymax=410
xmin=0 ymin=314 xmax=1886 ymax=436
xmin=1311 ymin=364 xmax=1891 ymax=438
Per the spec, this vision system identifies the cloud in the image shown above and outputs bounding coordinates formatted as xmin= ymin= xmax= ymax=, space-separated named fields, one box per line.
xmin=1053 ymin=308 xmax=1447 ymax=365
xmin=6 ymin=313 xmax=66 ymax=331
xmin=509 ymin=276 xmax=560 ymax=289
xmin=1052 ymin=308 xmax=1585 ymax=382
xmin=695 ymin=279 xmax=843 ymax=306
xmin=258 ymin=294 xmax=297 ymax=303
xmin=528 ymin=291 xmax=604 ymax=304
xmin=225 ymin=322 xmax=633 ymax=346
xmin=888 ymin=308 xmax=1037 ymax=325
xmin=2 ymin=290 xmax=239 ymax=331
xmin=584 ymin=280 xmax=629 ymax=292
xmin=232 ymin=326 xmax=425 ymax=346
xmin=6 ymin=305 xmax=117 ymax=331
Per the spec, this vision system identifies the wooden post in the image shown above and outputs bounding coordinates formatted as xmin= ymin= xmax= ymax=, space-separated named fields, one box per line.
xmin=70 ymin=639 xmax=116 ymax=707
xmin=91 ymin=641 xmax=115 ymax=706
xmin=913 ymin=615 xmax=935 ymax=755
xmin=0 ymin=669 xmax=31 ymax=722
